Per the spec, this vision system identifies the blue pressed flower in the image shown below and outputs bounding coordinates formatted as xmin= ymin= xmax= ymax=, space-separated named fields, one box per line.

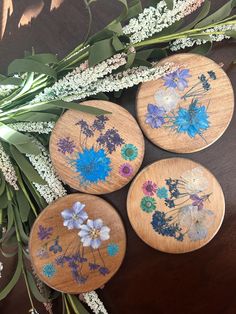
xmin=165 ymin=199 xmax=175 ymax=208
xmin=89 ymin=263 xmax=100 ymax=270
xmin=174 ymin=101 xmax=209 ymax=138
xmin=146 ymin=104 xmax=165 ymax=129
xmin=42 ymin=263 xmax=56 ymax=278
xmin=208 ymin=71 xmax=217 ymax=80
xmin=163 ymin=68 xmax=191 ymax=91
xmin=49 ymin=238 xmax=62 ymax=254
xmin=38 ymin=225 xmax=53 ymax=241
xmin=156 ymin=187 xmax=168 ymax=199
xmin=99 ymin=267 xmax=110 ymax=276
xmin=75 ymin=148 xmax=111 ymax=184
xmin=57 ymin=137 xmax=76 ymax=155
xmin=107 ymin=243 xmax=119 ymax=257
xmin=61 ymin=201 xmax=88 ymax=230
xmin=121 ymin=144 xmax=138 ymax=161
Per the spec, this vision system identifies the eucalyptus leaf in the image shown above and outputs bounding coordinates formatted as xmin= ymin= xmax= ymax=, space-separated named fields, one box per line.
xmin=10 ymin=146 xmax=46 ymax=185
xmin=14 ymin=142 xmax=41 ymax=155
xmin=26 ymin=53 xmax=58 ymax=65
xmin=0 ymin=192 xmax=8 ymax=209
xmin=0 ymin=247 xmax=18 ymax=258
xmin=14 ymin=206 xmax=29 ymax=243
xmin=0 ymin=123 xmax=32 ymax=145
xmin=16 ymin=189 xmax=31 ymax=223
xmin=7 ymin=203 xmax=14 ymax=233
xmin=91 ymin=92 xmax=109 ymax=101
xmin=0 ymin=176 xmax=6 ymax=196
xmin=195 ymin=0 xmax=236 ymax=28
xmin=191 ymin=41 xmax=212 ymax=55
xmin=88 ymin=38 xmax=116 ymax=66
xmin=112 ymin=36 xmax=125 ymax=51
xmin=8 ymin=59 xmax=57 ymax=79
xmin=14 ymin=112 xmax=58 ymax=122
xmin=0 ymin=77 xmax=23 ymax=86
xmin=125 ymin=0 xmax=142 ymax=20
xmin=26 ymin=271 xmax=48 ymax=303
xmin=225 ymin=30 xmax=236 ymax=38
xmin=67 ymin=294 xmax=90 ymax=314
xmin=0 ymin=247 xmax=22 ymax=301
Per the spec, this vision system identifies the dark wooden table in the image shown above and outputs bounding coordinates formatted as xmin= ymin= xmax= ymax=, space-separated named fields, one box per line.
xmin=0 ymin=1 xmax=236 ymax=313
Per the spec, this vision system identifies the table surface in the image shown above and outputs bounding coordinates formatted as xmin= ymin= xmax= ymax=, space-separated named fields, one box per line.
xmin=0 ymin=1 xmax=236 ymax=314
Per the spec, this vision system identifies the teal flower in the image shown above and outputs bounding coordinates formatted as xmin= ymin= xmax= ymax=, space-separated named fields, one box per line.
xmin=42 ymin=263 xmax=56 ymax=278
xmin=141 ymin=196 xmax=156 ymax=213
xmin=157 ymin=187 xmax=168 ymax=199
xmin=107 ymin=243 xmax=119 ymax=256
xmin=121 ymin=144 xmax=138 ymax=161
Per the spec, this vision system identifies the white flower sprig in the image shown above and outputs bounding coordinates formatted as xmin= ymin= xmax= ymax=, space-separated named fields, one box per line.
xmin=0 ymin=261 xmax=3 ymax=278
xmin=0 ymin=84 xmax=17 ymax=99
xmin=32 ymin=53 xmax=127 ymax=103
xmin=26 ymin=138 xmax=66 ymax=203
xmin=8 ymin=122 xmax=55 ymax=134
xmin=123 ymin=0 xmax=205 ymax=44
xmin=170 ymin=24 xmax=236 ymax=51
xmin=0 ymin=142 xmax=18 ymax=190
xmin=82 ymin=291 xmax=108 ymax=314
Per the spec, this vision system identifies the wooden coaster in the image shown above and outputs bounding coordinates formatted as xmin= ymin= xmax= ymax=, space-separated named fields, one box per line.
xmin=50 ymin=100 xmax=144 ymax=194
xmin=127 ymin=158 xmax=225 ymax=253
xmin=29 ymin=194 xmax=126 ymax=293
xmin=136 ymin=53 xmax=234 ymax=153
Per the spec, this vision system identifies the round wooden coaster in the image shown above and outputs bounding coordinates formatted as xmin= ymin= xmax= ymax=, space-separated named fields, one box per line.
xmin=29 ymin=194 xmax=126 ymax=293
xmin=136 ymin=53 xmax=234 ymax=153
xmin=127 ymin=158 xmax=225 ymax=253
xmin=50 ymin=100 xmax=144 ymax=194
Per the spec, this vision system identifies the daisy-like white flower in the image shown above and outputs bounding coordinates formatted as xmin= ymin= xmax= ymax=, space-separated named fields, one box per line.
xmin=61 ymin=201 xmax=88 ymax=230
xmin=181 ymin=167 xmax=208 ymax=194
xmin=154 ymin=88 xmax=180 ymax=112
xmin=78 ymin=219 xmax=110 ymax=249
xmin=178 ymin=205 xmax=214 ymax=241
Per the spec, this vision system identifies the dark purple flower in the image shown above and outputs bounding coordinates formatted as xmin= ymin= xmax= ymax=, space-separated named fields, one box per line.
xmin=146 ymin=104 xmax=165 ymax=129
xmin=49 ymin=238 xmax=62 ymax=254
xmin=92 ymin=115 xmax=109 ymax=131
xmin=55 ymin=255 xmax=65 ymax=266
xmin=97 ymin=128 xmax=124 ymax=154
xmin=76 ymin=120 xmax=94 ymax=137
xmin=163 ymin=68 xmax=191 ymax=91
xmin=190 ymin=194 xmax=204 ymax=210
xmin=99 ymin=267 xmax=110 ymax=276
xmin=119 ymin=163 xmax=133 ymax=178
xmin=57 ymin=137 xmax=76 ymax=155
xmin=89 ymin=263 xmax=100 ymax=270
xmin=38 ymin=225 xmax=53 ymax=241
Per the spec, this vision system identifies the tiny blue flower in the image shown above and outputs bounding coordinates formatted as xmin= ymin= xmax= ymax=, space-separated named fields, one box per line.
xmin=49 ymin=238 xmax=62 ymax=254
xmin=121 ymin=144 xmax=138 ymax=161
xmin=42 ymin=263 xmax=56 ymax=278
xmin=156 ymin=187 xmax=168 ymax=199
xmin=107 ymin=243 xmax=119 ymax=257
xmin=99 ymin=267 xmax=110 ymax=276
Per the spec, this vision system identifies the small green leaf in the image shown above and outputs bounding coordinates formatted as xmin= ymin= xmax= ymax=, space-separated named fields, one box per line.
xmin=0 ymin=192 xmax=8 ymax=209
xmin=191 ymin=41 xmax=212 ymax=55
xmin=0 ymin=123 xmax=32 ymax=145
xmin=8 ymin=59 xmax=57 ymax=79
xmin=0 ymin=77 xmax=23 ymax=86
xmin=26 ymin=53 xmax=58 ymax=64
xmin=0 ymin=175 xmax=6 ymax=196
xmin=14 ymin=206 xmax=29 ymax=243
xmin=225 ymin=30 xmax=236 ymax=38
xmin=88 ymin=38 xmax=116 ymax=66
xmin=67 ymin=294 xmax=90 ymax=314
xmin=14 ymin=112 xmax=58 ymax=122
xmin=16 ymin=190 xmax=31 ymax=222
xmin=14 ymin=142 xmax=41 ymax=155
xmin=7 ymin=203 xmax=14 ymax=234
xmin=10 ymin=146 xmax=46 ymax=185
xmin=0 ymin=247 xmax=22 ymax=301
xmin=125 ymin=0 xmax=142 ymax=20
xmin=112 ymin=36 xmax=125 ymax=51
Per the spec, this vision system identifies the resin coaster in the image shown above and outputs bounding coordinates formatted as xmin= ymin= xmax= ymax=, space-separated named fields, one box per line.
xmin=50 ymin=100 xmax=144 ymax=194
xmin=127 ymin=158 xmax=225 ymax=253
xmin=136 ymin=53 xmax=234 ymax=153
xmin=29 ymin=194 xmax=126 ymax=293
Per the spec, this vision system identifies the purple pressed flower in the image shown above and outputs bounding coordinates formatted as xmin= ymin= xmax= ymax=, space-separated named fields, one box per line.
xmin=36 ymin=247 xmax=49 ymax=259
xmin=76 ymin=120 xmax=94 ymax=137
xmin=190 ymin=194 xmax=204 ymax=210
xmin=142 ymin=180 xmax=157 ymax=196
xmin=146 ymin=104 xmax=166 ymax=129
xmin=55 ymin=255 xmax=65 ymax=266
xmin=38 ymin=225 xmax=53 ymax=241
xmin=119 ymin=163 xmax=133 ymax=177
xmin=92 ymin=115 xmax=109 ymax=131
xmin=49 ymin=238 xmax=62 ymax=254
xmin=97 ymin=128 xmax=124 ymax=154
xmin=99 ymin=267 xmax=110 ymax=276
xmin=78 ymin=219 xmax=110 ymax=249
xmin=89 ymin=263 xmax=100 ymax=270
xmin=61 ymin=201 xmax=88 ymax=230
xmin=163 ymin=68 xmax=191 ymax=91
xmin=57 ymin=137 xmax=76 ymax=154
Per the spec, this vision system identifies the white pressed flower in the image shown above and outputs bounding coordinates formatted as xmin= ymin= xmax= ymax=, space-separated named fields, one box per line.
xmin=83 ymin=291 xmax=108 ymax=314
xmin=181 ymin=167 xmax=208 ymax=194
xmin=32 ymin=53 xmax=127 ymax=103
xmin=154 ymin=88 xmax=180 ymax=112
xmin=0 ymin=261 xmax=3 ymax=278
xmin=0 ymin=142 xmax=18 ymax=190
xmin=123 ymin=0 xmax=205 ymax=44
xmin=170 ymin=24 xmax=236 ymax=51
xmin=26 ymin=138 xmax=66 ymax=203
xmin=8 ymin=122 xmax=55 ymax=134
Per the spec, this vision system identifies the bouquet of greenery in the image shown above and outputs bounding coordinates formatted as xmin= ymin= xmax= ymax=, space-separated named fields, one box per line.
xmin=0 ymin=0 xmax=235 ymax=313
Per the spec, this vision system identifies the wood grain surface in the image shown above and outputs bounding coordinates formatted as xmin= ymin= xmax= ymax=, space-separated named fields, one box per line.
xmin=127 ymin=158 xmax=225 ymax=253
xmin=30 ymin=194 xmax=126 ymax=294
xmin=50 ymin=101 xmax=144 ymax=194
xmin=0 ymin=1 xmax=236 ymax=314
xmin=136 ymin=53 xmax=234 ymax=153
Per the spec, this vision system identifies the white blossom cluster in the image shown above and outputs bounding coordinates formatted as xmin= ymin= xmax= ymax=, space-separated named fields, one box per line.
xmin=0 ymin=142 xmax=18 ymax=190
xmin=64 ymin=62 xmax=178 ymax=102
xmin=0 ymin=84 xmax=16 ymax=99
xmin=32 ymin=53 xmax=127 ymax=103
xmin=123 ymin=0 xmax=205 ymax=43
xmin=83 ymin=291 xmax=108 ymax=314
xmin=8 ymin=122 xmax=55 ymax=134
xmin=26 ymin=138 xmax=66 ymax=203
xmin=170 ymin=24 xmax=236 ymax=51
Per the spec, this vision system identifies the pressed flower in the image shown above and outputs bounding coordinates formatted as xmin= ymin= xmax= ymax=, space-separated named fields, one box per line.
xmin=141 ymin=196 xmax=156 ymax=213
xmin=78 ymin=219 xmax=110 ymax=249
xmin=49 ymin=238 xmax=62 ymax=254
xmin=97 ymin=127 xmax=125 ymax=154
xmin=36 ymin=247 xmax=49 ymax=259
xmin=156 ymin=187 xmax=168 ymax=199
xmin=181 ymin=167 xmax=208 ymax=194
xmin=61 ymin=201 xmax=88 ymax=230
xmin=119 ymin=163 xmax=133 ymax=177
xmin=57 ymin=137 xmax=76 ymax=154
xmin=142 ymin=180 xmax=157 ymax=196
xmin=38 ymin=225 xmax=53 ymax=241
xmin=42 ymin=263 xmax=56 ymax=278
xmin=121 ymin=144 xmax=138 ymax=161
xmin=146 ymin=104 xmax=166 ymax=128
xmin=99 ymin=267 xmax=110 ymax=276
xmin=154 ymin=88 xmax=180 ymax=112
xmin=8 ymin=121 xmax=55 ymax=134
xmin=107 ymin=243 xmax=119 ymax=256
xmin=163 ymin=69 xmax=191 ymax=91
xmin=82 ymin=291 xmax=108 ymax=314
